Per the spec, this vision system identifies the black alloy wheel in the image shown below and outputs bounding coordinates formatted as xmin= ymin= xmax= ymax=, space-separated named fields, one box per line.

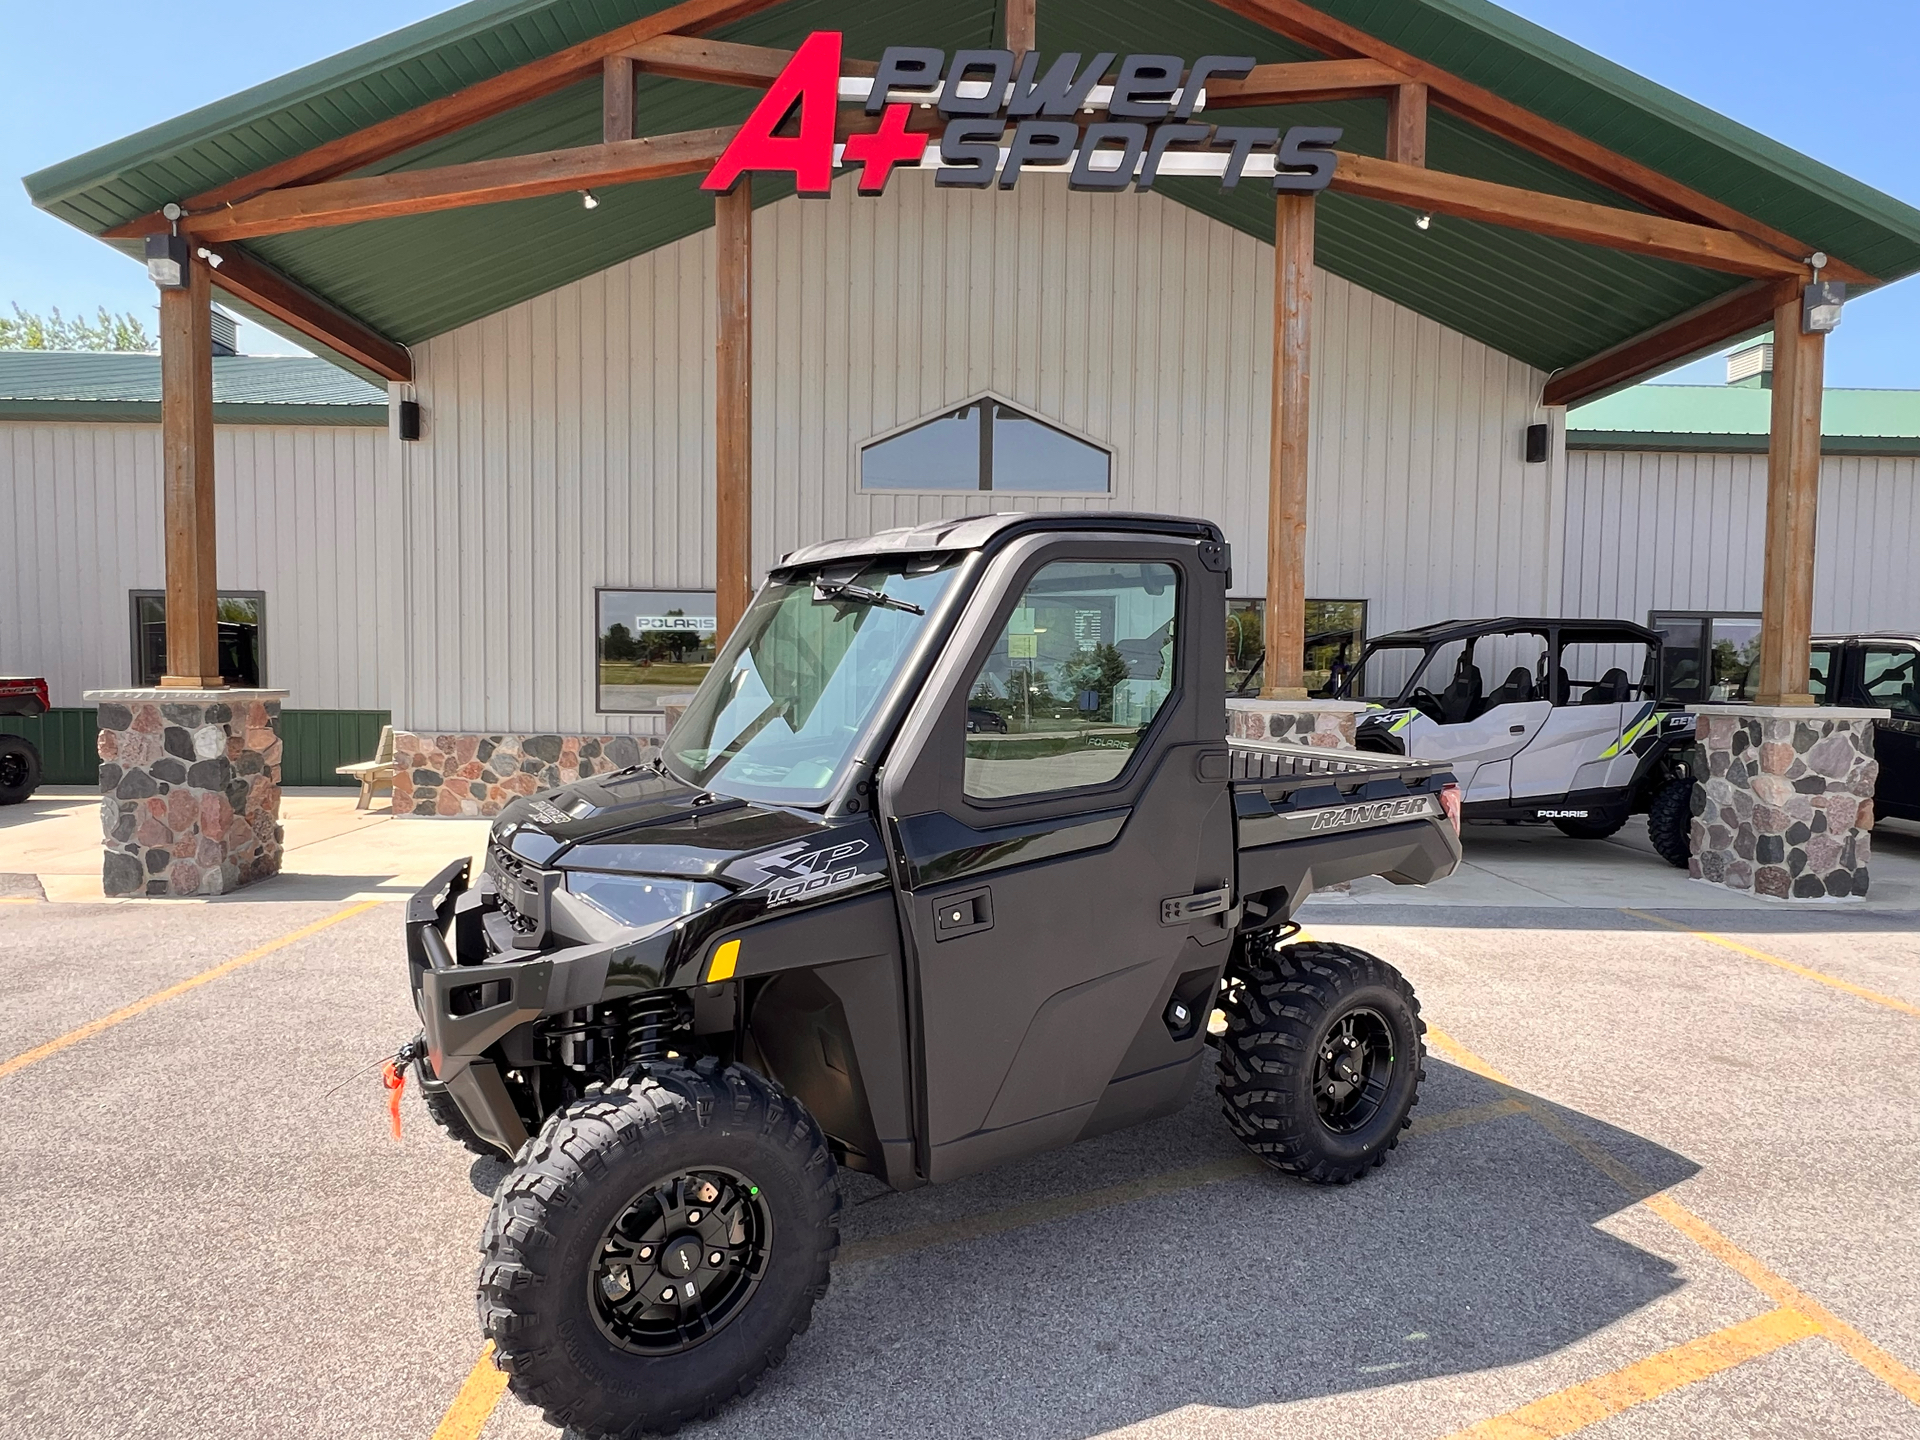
xmin=591 ymin=1167 xmax=772 ymax=1355
xmin=1310 ymin=1006 xmax=1396 ymax=1135
xmin=1217 ymin=939 xmax=1426 ymax=1184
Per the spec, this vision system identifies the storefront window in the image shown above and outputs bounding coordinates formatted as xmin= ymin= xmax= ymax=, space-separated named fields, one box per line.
xmin=597 ymin=590 xmax=718 ymax=713
xmin=130 ymin=591 xmax=264 ymax=688
xmin=1650 ymin=612 xmax=1763 ymax=703
xmin=860 ymin=397 xmax=1109 ymax=493
xmin=1225 ymin=599 xmax=1367 ymax=697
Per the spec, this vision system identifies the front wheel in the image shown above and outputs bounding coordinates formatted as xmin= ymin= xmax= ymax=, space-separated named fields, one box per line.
xmin=1217 ymin=940 xmax=1425 ymax=1184
xmin=1646 ymin=777 xmax=1695 ymax=869
xmin=0 ymin=735 xmax=41 ymax=805
xmin=478 ymin=1060 xmax=839 ymax=1438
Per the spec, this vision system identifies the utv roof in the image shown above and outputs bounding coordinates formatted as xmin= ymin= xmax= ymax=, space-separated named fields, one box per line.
xmin=776 ymin=513 xmax=1227 ymax=573
xmin=1369 ymin=617 xmax=1661 ymax=646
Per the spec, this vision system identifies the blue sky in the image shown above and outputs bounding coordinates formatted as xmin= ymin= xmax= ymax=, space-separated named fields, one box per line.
xmin=5 ymin=0 xmax=1917 ymax=389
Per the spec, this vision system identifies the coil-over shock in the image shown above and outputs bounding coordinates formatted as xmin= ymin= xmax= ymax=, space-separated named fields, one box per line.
xmin=621 ymin=991 xmax=693 ymax=1070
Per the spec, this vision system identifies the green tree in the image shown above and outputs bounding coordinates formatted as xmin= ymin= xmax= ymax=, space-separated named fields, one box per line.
xmin=601 ymin=622 xmax=639 ymax=663
xmin=0 ymin=303 xmax=156 ymax=352
xmin=1057 ymin=643 xmax=1132 ymax=719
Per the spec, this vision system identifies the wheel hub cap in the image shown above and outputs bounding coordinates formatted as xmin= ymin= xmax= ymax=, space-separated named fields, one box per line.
xmin=1313 ymin=1007 xmax=1395 ymax=1135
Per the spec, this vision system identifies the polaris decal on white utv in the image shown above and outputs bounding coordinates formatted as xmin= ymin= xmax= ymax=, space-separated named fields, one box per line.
xmin=1344 ymin=619 xmax=1697 ymax=860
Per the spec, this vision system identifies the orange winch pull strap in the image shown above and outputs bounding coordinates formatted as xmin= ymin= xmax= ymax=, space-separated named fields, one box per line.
xmin=380 ymin=1060 xmax=407 ymax=1140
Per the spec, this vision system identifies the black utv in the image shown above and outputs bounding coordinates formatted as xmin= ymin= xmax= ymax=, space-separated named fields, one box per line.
xmin=400 ymin=513 xmax=1463 ymax=1436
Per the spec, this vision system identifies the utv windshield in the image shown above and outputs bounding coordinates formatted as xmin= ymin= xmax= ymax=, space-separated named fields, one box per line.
xmin=662 ymin=556 xmax=963 ymax=806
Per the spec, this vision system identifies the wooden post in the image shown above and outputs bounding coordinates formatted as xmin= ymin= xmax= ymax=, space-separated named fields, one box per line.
xmin=1006 ymin=0 xmax=1035 ymax=57
xmin=603 ymin=55 xmax=635 ymax=144
xmin=1754 ymin=291 xmax=1824 ymax=706
xmin=714 ymin=179 xmax=753 ymax=644
xmin=159 ymin=254 xmax=222 ymax=688
xmin=1387 ymin=82 xmax=1428 ymax=167
xmin=1263 ymin=192 xmax=1315 ymax=701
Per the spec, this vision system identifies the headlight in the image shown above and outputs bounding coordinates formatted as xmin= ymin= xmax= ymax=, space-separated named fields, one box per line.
xmin=564 ymin=872 xmax=728 ymax=929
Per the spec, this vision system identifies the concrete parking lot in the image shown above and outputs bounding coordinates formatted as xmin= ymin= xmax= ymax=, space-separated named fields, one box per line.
xmin=1 ymin=812 xmax=1917 ymax=1440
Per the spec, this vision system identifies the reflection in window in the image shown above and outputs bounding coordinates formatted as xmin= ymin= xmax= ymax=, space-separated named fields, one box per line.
xmin=964 ymin=562 xmax=1178 ymax=801
xmin=1860 ymin=647 xmax=1919 ymax=719
xmin=861 ymin=398 xmax=1109 ymax=493
xmin=598 ymin=590 xmax=718 ymax=713
xmin=1223 ymin=598 xmax=1367 ymax=698
xmin=1649 ymin=612 xmax=1763 ymax=703
xmin=130 ymin=591 xmax=264 ymax=687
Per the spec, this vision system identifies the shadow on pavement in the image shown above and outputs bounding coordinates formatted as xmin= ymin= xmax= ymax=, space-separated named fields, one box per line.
xmin=450 ymin=1057 xmax=1701 ymax=1440
xmin=1299 ymin=900 xmax=1920 ymax=934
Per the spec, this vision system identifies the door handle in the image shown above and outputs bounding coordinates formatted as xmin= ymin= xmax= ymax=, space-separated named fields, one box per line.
xmin=933 ymin=886 xmax=993 ymax=941
xmin=1509 ymin=725 xmax=1527 ymax=734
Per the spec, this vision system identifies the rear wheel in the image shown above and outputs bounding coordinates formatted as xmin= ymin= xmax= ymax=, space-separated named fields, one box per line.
xmin=1552 ymin=811 xmax=1627 ymax=839
xmin=0 ymin=735 xmax=40 ymax=805
xmin=1217 ymin=939 xmax=1425 ymax=1184
xmin=478 ymin=1059 xmax=838 ymax=1438
xmin=1647 ymin=777 xmax=1695 ymax=869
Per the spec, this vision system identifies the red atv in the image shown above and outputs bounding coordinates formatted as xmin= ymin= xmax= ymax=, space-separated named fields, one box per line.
xmin=0 ymin=678 xmax=48 ymax=804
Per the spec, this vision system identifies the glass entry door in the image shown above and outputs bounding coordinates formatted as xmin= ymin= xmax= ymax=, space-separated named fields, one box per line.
xmin=1649 ymin=612 xmax=1762 ymax=703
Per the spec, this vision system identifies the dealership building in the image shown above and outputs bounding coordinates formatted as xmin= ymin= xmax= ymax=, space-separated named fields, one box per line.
xmin=8 ymin=0 xmax=1920 ymax=893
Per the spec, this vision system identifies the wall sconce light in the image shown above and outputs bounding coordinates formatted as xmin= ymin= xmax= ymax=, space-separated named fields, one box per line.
xmin=1414 ymin=212 xmax=1432 ymax=231
xmin=1802 ymin=280 xmax=1846 ymax=334
xmin=581 ymin=190 xmax=600 ymax=210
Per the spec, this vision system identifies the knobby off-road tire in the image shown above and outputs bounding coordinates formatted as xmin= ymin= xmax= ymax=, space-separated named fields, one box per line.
xmin=1551 ymin=812 xmax=1628 ymax=840
xmin=478 ymin=1058 xmax=839 ymax=1438
xmin=1217 ymin=939 xmax=1425 ymax=1184
xmin=0 ymin=735 xmax=40 ymax=805
xmin=415 ymin=1057 xmax=497 ymax=1158
xmin=1646 ymin=777 xmax=1695 ymax=870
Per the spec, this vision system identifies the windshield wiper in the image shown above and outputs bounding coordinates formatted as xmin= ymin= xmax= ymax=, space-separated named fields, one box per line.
xmin=812 ymin=578 xmax=923 ymax=615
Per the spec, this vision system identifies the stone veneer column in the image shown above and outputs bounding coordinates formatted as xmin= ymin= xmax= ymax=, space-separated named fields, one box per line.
xmin=86 ymin=689 xmax=289 ymax=897
xmin=392 ymin=732 xmax=661 ymax=817
xmin=1226 ymin=698 xmax=1367 ymax=750
xmin=1688 ymin=704 xmax=1884 ymax=900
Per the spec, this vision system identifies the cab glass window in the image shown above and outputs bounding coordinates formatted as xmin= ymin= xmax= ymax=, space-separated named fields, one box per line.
xmin=1859 ymin=647 xmax=1919 ymax=719
xmin=1808 ymin=646 xmax=1835 ymax=702
xmin=964 ymin=562 xmax=1178 ymax=800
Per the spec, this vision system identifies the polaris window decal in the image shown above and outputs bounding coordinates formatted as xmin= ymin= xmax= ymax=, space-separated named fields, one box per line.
xmin=702 ymin=33 xmax=1342 ymax=199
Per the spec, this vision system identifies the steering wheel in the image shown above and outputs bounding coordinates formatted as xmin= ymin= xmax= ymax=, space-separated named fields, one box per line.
xmin=1408 ymin=687 xmax=1447 ymax=723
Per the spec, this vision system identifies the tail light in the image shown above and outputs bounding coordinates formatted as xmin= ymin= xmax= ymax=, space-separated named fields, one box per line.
xmin=1438 ymin=782 xmax=1461 ymax=835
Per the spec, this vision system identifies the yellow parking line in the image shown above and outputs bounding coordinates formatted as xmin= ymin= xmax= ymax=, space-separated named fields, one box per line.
xmin=0 ymin=901 xmax=380 ymax=1079
xmin=430 ymin=1342 xmax=510 ymax=1440
xmin=1621 ymin=910 xmax=1919 ymax=1018
xmin=1424 ymin=1021 xmax=1920 ymax=1409
xmin=1443 ymin=1307 xmax=1818 ymax=1440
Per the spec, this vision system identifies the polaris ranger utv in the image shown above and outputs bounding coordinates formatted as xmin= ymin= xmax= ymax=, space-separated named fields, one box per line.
xmin=399 ymin=514 xmax=1462 ymax=1437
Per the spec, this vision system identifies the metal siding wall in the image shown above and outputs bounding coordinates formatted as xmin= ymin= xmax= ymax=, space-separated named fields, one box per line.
xmin=1561 ymin=449 xmax=1920 ymax=632
xmin=399 ymin=172 xmax=1554 ymax=733
xmin=0 ymin=421 xmax=387 ymax=710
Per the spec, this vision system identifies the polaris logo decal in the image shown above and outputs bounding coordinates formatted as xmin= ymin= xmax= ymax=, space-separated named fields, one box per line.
xmin=1310 ymin=797 xmax=1430 ymax=831
xmin=746 ymin=838 xmax=883 ymax=908
xmin=1536 ymin=809 xmax=1590 ymax=819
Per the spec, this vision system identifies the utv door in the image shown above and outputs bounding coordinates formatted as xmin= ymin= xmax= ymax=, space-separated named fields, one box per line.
xmin=877 ymin=535 xmax=1234 ymax=1182
xmin=1850 ymin=641 xmax=1920 ymax=822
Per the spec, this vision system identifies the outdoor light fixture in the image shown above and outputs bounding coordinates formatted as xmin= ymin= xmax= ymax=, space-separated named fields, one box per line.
xmin=146 ymin=203 xmax=191 ymax=289
xmin=1414 ymin=212 xmax=1432 ymax=231
xmin=581 ymin=190 xmax=600 ymax=210
xmin=1803 ymin=281 xmax=1846 ymax=333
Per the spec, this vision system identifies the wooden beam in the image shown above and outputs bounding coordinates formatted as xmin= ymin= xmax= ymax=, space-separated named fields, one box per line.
xmin=1006 ymin=0 xmax=1036 ymax=58
xmin=198 ymin=244 xmax=413 ymax=382
xmin=1542 ymin=279 xmax=1791 ymax=407
xmin=105 ymin=0 xmax=790 ymax=238
xmin=187 ymin=127 xmax=737 ymax=243
xmin=1331 ymin=152 xmax=1807 ymax=279
xmin=1386 ymin=82 xmax=1427 ymax=167
xmin=159 ymin=257 xmax=222 ymax=688
xmin=714 ymin=179 xmax=753 ymax=645
xmin=621 ymin=34 xmax=878 ymax=83
xmin=1207 ymin=0 xmax=1874 ymax=285
xmin=603 ymin=55 xmax=635 ymax=144
xmin=1262 ymin=192 xmax=1315 ymax=702
xmin=1755 ymin=292 xmax=1824 ymax=706
xmin=1204 ymin=58 xmax=1401 ymax=107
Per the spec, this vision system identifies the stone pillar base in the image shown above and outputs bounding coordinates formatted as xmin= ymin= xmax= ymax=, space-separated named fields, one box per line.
xmin=1226 ymin=698 xmax=1368 ymax=750
xmin=86 ymin=689 xmax=289 ymax=897
xmin=1689 ymin=705 xmax=1884 ymax=900
xmin=393 ymin=731 xmax=663 ymax=817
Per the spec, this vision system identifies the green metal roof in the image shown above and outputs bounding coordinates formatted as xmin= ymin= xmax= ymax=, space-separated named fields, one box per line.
xmin=1567 ymin=384 xmax=1920 ymax=457
xmin=22 ymin=0 xmax=1920 ymax=375
xmin=0 ymin=352 xmax=388 ymax=425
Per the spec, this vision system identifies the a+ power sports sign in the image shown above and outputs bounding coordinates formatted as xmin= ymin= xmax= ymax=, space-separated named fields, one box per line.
xmin=702 ymin=33 xmax=1343 ymax=198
